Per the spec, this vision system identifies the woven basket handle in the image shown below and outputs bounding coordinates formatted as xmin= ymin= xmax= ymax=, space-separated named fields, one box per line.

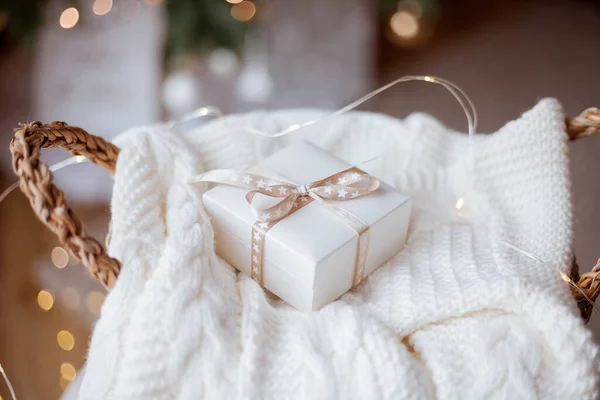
xmin=9 ymin=121 xmax=121 ymax=289
xmin=565 ymin=107 xmax=600 ymax=321
xmin=8 ymin=112 xmax=600 ymax=321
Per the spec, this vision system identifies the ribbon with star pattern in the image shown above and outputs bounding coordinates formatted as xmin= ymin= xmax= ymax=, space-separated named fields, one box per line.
xmin=193 ymin=167 xmax=379 ymax=287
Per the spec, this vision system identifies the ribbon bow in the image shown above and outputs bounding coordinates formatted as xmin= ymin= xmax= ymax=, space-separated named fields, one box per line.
xmin=193 ymin=167 xmax=380 ymax=286
xmin=242 ymin=168 xmax=380 ymax=222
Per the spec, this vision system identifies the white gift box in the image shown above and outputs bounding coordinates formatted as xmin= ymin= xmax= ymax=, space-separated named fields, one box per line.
xmin=203 ymin=141 xmax=411 ymax=311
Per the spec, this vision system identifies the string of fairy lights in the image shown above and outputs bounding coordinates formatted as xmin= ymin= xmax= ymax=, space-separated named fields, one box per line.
xmin=58 ymin=0 xmax=257 ymax=30
xmin=0 ymin=75 xmax=598 ymax=398
xmin=0 ymin=2 xmax=597 ymax=397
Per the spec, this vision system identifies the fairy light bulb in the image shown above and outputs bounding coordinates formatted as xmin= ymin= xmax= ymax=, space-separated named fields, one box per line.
xmin=503 ymin=240 xmax=599 ymax=316
xmin=560 ymin=271 xmax=572 ymax=283
xmin=454 ymin=197 xmax=466 ymax=218
xmin=455 ymin=197 xmax=464 ymax=211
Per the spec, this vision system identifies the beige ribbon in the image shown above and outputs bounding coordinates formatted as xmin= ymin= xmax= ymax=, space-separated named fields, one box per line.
xmin=194 ymin=167 xmax=379 ymax=287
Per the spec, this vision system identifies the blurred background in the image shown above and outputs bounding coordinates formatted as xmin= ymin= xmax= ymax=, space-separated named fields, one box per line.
xmin=0 ymin=0 xmax=599 ymax=398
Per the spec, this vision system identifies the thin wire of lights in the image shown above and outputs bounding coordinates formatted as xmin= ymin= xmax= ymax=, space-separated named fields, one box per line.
xmin=0 ymin=363 xmax=17 ymax=400
xmin=0 ymin=107 xmax=223 ymax=206
xmin=0 ymin=155 xmax=84 ymax=204
xmin=239 ymin=75 xmax=476 ymax=149
xmin=240 ymin=75 xmax=477 ymax=204
xmin=503 ymin=241 xmax=600 ymax=316
xmin=237 ymin=75 xmax=600 ymax=313
xmin=0 ymin=80 xmax=597 ymax=318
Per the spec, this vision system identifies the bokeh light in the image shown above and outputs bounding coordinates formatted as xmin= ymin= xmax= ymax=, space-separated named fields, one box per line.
xmin=59 ymin=8 xmax=80 ymax=29
xmin=390 ymin=11 xmax=419 ymax=39
xmin=57 ymin=330 xmax=75 ymax=351
xmin=0 ymin=11 xmax=9 ymax=32
xmin=59 ymin=376 xmax=70 ymax=391
xmin=231 ymin=1 xmax=256 ymax=22
xmin=60 ymin=362 xmax=77 ymax=382
xmin=93 ymin=0 xmax=113 ymax=16
xmin=51 ymin=247 xmax=69 ymax=269
xmin=120 ymin=0 xmax=142 ymax=21
xmin=86 ymin=291 xmax=106 ymax=317
xmin=37 ymin=290 xmax=54 ymax=311
xmin=61 ymin=287 xmax=80 ymax=310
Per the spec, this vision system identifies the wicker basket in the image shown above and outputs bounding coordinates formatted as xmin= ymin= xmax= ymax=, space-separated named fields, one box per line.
xmin=8 ymin=107 xmax=600 ymax=321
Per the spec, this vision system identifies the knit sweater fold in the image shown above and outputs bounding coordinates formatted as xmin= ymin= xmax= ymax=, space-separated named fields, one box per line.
xmin=80 ymin=99 xmax=599 ymax=399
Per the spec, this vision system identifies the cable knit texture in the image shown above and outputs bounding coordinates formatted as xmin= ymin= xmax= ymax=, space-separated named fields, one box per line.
xmin=80 ymin=99 xmax=599 ymax=399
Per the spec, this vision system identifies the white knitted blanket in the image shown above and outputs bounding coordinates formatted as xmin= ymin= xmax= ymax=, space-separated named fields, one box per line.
xmin=79 ymin=99 xmax=599 ymax=399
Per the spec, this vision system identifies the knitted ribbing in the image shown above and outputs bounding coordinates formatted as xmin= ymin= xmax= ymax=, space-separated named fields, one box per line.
xmin=79 ymin=99 xmax=599 ymax=399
